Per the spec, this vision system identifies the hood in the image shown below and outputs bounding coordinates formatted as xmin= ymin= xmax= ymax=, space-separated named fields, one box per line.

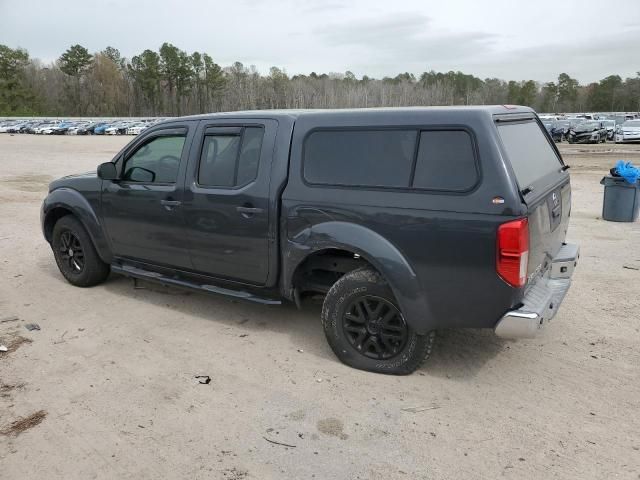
xmin=48 ymin=171 xmax=98 ymax=192
xmin=573 ymin=125 xmax=598 ymax=133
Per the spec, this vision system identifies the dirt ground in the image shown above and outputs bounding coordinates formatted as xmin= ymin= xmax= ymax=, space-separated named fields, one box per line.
xmin=0 ymin=135 xmax=639 ymax=479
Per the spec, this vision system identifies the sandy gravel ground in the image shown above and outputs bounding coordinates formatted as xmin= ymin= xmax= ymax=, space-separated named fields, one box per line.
xmin=0 ymin=135 xmax=639 ymax=480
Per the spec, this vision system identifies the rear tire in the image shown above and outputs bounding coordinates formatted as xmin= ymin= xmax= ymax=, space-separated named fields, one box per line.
xmin=321 ymin=267 xmax=435 ymax=375
xmin=51 ymin=216 xmax=110 ymax=287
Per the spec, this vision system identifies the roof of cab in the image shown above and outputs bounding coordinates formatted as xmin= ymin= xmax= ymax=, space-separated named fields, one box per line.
xmin=179 ymin=105 xmax=535 ymax=122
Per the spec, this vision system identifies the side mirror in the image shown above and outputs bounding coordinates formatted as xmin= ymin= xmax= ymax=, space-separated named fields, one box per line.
xmin=97 ymin=162 xmax=118 ymax=181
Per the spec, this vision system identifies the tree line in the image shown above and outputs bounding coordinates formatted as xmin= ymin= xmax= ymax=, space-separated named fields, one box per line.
xmin=1 ymin=43 xmax=639 ymax=117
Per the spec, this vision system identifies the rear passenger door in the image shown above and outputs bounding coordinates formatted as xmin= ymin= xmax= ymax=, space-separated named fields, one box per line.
xmin=182 ymin=119 xmax=277 ymax=285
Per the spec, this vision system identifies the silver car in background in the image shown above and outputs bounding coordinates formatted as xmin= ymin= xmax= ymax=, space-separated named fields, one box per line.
xmin=615 ymin=120 xmax=640 ymax=143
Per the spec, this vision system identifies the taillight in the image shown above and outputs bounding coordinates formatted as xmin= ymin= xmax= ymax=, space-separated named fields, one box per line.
xmin=497 ymin=218 xmax=529 ymax=288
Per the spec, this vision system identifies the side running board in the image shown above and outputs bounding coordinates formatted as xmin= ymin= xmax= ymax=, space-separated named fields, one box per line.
xmin=111 ymin=264 xmax=282 ymax=305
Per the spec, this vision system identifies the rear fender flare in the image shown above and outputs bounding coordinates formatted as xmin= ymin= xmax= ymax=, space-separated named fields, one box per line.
xmin=284 ymin=221 xmax=435 ymax=334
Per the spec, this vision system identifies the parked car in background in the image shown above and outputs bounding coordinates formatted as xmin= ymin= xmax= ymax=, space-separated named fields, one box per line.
xmin=93 ymin=123 xmax=111 ymax=135
xmin=108 ymin=122 xmax=135 ymax=135
xmin=35 ymin=123 xmax=59 ymax=135
xmin=126 ymin=122 xmax=148 ymax=135
xmin=67 ymin=122 xmax=93 ymax=135
xmin=77 ymin=122 xmax=106 ymax=135
xmin=568 ymin=121 xmax=607 ymax=143
xmin=51 ymin=122 xmax=77 ymax=135
xmin=0 ymin=122 xmax=20 ymax=133
xmin=17 ymin=121 xmax=40 ymax=133
xmin=542 ymin=120 xmax=563 ymax=142
xmin=6 ymin=122 xmax=30 ymax=133
xmin=104 ymin=124 xmax=121 ymax=135
xmin=25 ymin=122 xmax=47 ymax=134
xmin=602 ymin=120 xmax=616 ymax=140
xmin=615 ymin=120 xmax=640 ymax=143
xmin=554 ymin=120 xmax=572 ymax=140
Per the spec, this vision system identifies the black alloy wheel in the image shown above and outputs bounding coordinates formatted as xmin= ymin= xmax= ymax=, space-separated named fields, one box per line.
xmin=342 ymin=295 xmax=408 ymax=360
xmin=51 ymin=215 xmax=110 ymax=287
xmin=58 ymin=230 xmax=85 ymax=274
xmin=322 ymin=267 xmax=435 ymax=374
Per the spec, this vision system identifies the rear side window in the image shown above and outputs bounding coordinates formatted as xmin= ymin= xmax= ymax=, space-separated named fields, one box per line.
xmin=412 ymin=130 xmax=477 ymax=190
xmin=303 ymin=130 xmax=416 ymax=187
xmin=303 ymin=128 xmax=478 ymax=191
xmin=497 ymin=121 xmax=562 ymax=188
xmin=198 ymin=127 xmax=264 ymax=188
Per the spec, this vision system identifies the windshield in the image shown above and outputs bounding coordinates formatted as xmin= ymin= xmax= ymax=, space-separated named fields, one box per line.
xmin=497 ymin=120 xmax=563 ymax=189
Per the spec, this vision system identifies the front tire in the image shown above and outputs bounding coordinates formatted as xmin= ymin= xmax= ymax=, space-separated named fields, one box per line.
xmin=52 ymin=216 xmax=110 ymax=287
xmin=321 ymin=267 xmax=435 ymax=375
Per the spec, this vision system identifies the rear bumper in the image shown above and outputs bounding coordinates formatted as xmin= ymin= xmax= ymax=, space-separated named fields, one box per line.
xmin=494 ymin=243 xmax=579 ymax=339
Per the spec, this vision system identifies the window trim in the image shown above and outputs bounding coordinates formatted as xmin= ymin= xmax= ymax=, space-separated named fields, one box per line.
xmin=195 ymin=125 xmax=265 ymax=190
xmin=120 ymin=127 xmax=188 ymax=186
xmin=301 ymin=125 xmax=481 ymax=195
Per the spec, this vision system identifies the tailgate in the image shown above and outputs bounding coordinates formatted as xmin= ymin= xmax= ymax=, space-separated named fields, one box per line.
xmin=524 ymin=179 xmax=571 ymax=283
xmin=496 ymin=117 xmax=571 ymax=284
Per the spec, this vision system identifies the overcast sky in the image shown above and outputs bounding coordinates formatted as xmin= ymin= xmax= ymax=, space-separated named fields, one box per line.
xmin=1 ymin=0 xmax=639 ymax=83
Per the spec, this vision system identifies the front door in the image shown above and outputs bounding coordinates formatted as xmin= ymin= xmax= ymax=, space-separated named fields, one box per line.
xmin=101 ymin=125 xmax=194 ymax=269
xmin=182 ymin=120 xmax=276 ymax=285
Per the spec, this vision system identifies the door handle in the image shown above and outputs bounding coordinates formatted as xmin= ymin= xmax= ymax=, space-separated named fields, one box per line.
xmin=160 ymin=199 xmax=182 ymax=210
xmin=236 ymin=206 xmax=263 ymax=216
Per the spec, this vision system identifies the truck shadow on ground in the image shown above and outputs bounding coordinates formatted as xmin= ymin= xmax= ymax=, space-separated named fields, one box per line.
xmin=40 ymin=265 xmax=509 ymax=379
xmin=100 ymin=274 xmax=337 ymax=360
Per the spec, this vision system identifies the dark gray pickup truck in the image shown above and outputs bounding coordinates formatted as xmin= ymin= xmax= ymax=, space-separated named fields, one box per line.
xmin=41 ymin=106 xmax=579 ymax=374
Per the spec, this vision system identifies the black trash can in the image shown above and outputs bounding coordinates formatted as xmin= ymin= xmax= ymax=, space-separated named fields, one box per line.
xmin=600 ymin=176 xmax=640 ymax=222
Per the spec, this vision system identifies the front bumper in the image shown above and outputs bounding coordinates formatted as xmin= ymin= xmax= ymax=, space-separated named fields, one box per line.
xmin=569 ymin=132 xmax=599 ymax=143
xmin=615 ymin=135 xmax=640 ymax=143
xmin=495 ymin=243 xmax=580 ymax=339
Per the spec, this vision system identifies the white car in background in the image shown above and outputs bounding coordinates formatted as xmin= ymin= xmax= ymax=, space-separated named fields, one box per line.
xmin=106 ymin=122 xmax=135 ymax=135
xmin=34 ymin=123 xmax=57 ymax=134
xmin=104 ymin=124 xmax=122 ymax=135
xmin=67 ymin=122 xmax=92 ymax=135
xmin=0 ymin=122 xmax=19 ymax=133
xmin=615 ymin=120 xmax=640 ymax=143
xmin=126 ymin=123 xmax=148 ymax=135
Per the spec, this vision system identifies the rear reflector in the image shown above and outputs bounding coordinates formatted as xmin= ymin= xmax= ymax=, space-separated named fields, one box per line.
xmin=497 ymin=218 xmax=529 ymax=288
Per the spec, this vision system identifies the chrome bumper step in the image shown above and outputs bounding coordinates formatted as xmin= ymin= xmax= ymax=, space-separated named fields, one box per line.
xmin=494 ymin=243 xmax=579 ymax=339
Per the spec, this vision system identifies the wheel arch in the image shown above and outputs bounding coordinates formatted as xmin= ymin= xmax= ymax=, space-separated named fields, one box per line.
xmin=42 ymin=188 xmax=112 ymax=264
xmin=283 ymin=221 xmax=435 ymax=334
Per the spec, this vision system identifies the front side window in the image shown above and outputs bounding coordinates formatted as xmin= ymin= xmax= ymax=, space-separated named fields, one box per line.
xmin=198 ymin=127 xmax=264 ymax=188
xmin=123 ymin=135 xmax=186 ymax=183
